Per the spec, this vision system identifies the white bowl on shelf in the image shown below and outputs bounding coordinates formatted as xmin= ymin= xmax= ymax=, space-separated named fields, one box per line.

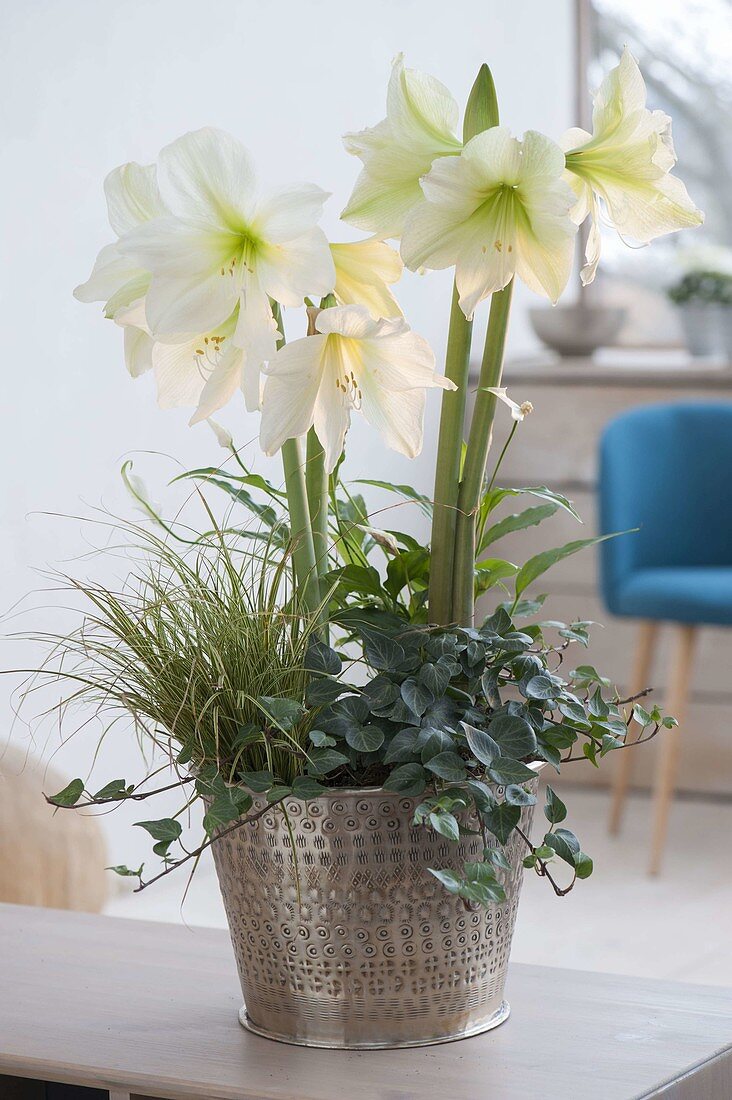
xmin=529 ymin=304 xmax=626 ymax=357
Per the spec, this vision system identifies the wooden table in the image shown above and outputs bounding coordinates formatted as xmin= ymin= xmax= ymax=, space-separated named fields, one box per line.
xmin=1 ymin=904 xmax=730 ymax=1100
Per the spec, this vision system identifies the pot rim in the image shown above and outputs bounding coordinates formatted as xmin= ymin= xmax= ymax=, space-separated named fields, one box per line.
xmin=227 ymin=759 xmax=545 ymax=801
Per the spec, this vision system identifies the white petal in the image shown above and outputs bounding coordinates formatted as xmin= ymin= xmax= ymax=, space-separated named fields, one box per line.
xmin=256 ymin=227 xmax=335 ymax=307
xmin=514 ymin=208 xmax=575 ymax=304
xmin=114 ymin=297 xmax=150 ymax=334
xmin=360 ymin=379 xmax=426 ymax=459
xmin=453 ymin=191 xmax=521 ymax=317
xmin=145 ymin=269 xmax=239 ymax=338
xmin=259 ymin=336 xmax=326 ymax=453
xmin=419 ymin=153 xmax=485 ymax=214
xmin=386 ymin=54 xmax=460 ymax=148
xmin=343 ymin=117 xmax=393 ymax=165
xmin=240 ymin=355 xmax=264 ymax=413
xmin=484 ymin=387 xmax=528 ymax=420
xmin=333 ymin=238 xmax=403 ymax=285
xmin=189 ymin=345 xmax=244 ymax=424
xmin=262 ymin=333 xmax=328 ymax=380
xmin=564 ymin=172 xmax=593 ymax=225
xmin=400 ymin=200 xmax=475 ymax=273
xmin=207 ymin=418 xmax=235 ymax=450
xmin=104 ymin=162 xmax=167 ymax=236
xmin=455 ymin=236 xmax=515 ymax=318
xmin=73 ymin=243 xmax=143 ymax=305
xmin=312 ymin=364 xmax=351 ymax=473
xmin=152 ymin=338 xmax=208 ymax=409
xmin=340 ymin=57 xmax=461 ymax=240
xmin=519 ymin=130 xmax=568 ymax=187
xmin=119 ymin=216 xmax=238 ymax=277
xmin=513 ymin=171 xmax=576 ymax=304
xmin=651 ymin=112 xmax=677 ymax=173
xmin=233 ymin=277 xmax=279 ymax=411
xmin=591 ymin=47 xmax=647 ymax=137
xmin=580 ymin=192 xmax=603 ymax=286
xmin=359 ymin=329 xmax=443 ymax=392
xmin=123 ymin=325 xmax=154 ymax=378
xmin=234 ymin=276 xmax=279 ymax=374
xmin=598 ymin=172 xmax=704 ymax=244
xmin=559 ymin=126 xmax=593 ymax=154
xmin=254 ymin=183 xmax=330 ymax=244
xmin=158 ymin=127 xmax=257 ymax=225
xmin=340 ymin=160 xmax=426 ymax=240
xmin=315 ymin=304 xmax=386 ymax=340
xmin=460 ymin=127 xmax=523 ymax=189
xmin=331 ymin=239 xmax=403 ymax=318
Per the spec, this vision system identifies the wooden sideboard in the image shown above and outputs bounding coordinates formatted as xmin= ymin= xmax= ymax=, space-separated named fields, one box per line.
xmin=1 ymin=903 xmax=731 ymax=1099
xmin=474 ymin=352 xmax=732 ymax=796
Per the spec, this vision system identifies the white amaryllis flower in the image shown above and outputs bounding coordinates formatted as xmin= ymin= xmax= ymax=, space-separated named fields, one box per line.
xmin=483 ymin=387 xmax=533 ymax=421
xmin=401 ymin=127 xmax=577 ymax=317
xmin=74 ymin=162 xmax=167 ymax=318
xmin=114 ymin=301 xmax=248 ymax=424
xmin=259 ymin=304 xmax=454 ymax=472
xmin=562 ymin=48 xmax=704 ymax=285
xmin=330 ymin=239 xmax=403 ymax=317
xmin=341 ymin=54 xmax=462 ymax=239
xmin=118 ymin=128 xmax=335 ymax=407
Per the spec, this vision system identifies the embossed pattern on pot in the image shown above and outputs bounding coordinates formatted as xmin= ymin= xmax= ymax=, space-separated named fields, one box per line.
xmin=212 ymin=784 xmax=538 ymax=1048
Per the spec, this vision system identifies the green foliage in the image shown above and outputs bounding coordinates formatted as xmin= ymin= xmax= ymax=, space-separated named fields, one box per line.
xmin=514 ymin=534 xmax=622 ymax=601
xmin=668 ymin=270 xmax=732 ymax=305
xmin=47 ymin=778 xmax=85 ymax=807
xmin=28 ymin=462 xmax=673 ymax=906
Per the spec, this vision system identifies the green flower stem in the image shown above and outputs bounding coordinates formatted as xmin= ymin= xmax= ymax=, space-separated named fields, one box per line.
xmin=305 ymin=426 xmax=329 ymax=586
xmin=427 ymin=281 xmax=474 ymax=626
xmin=304 ymin=296 xmax=336 ymax=596
xmin=271 ymin=302 xmax=320 ymax=619
xmin=281 ymin=437 xmax=320 ymax=617
xmin=452 ymin=280 xmax=514 ymax=626
xmin=427 ymin=63 xmax=499 ymax=628
xmin=279 ymin=433 xmax=319 ymax=616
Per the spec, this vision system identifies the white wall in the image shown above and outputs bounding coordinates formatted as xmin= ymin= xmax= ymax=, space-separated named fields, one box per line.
xmin=0 ymin=0 xmax=574 ymax=869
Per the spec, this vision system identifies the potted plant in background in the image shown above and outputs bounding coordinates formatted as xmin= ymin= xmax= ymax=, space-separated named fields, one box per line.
xmin=29 ymin=48 xmax=699 ymax=1049
xmin=666 ymin=246 xmax=732 ymax=358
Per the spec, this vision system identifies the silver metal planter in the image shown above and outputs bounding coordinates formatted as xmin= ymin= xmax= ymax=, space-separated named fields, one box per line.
xmin=212 ymin=781 xmax=538 ymax=1049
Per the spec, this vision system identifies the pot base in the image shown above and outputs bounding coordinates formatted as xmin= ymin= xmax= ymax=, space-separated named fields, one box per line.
xmin=238 ymin=1000 xmax=511 ymax=1049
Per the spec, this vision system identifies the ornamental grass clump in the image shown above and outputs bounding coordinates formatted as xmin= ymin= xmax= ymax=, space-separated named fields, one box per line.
xmin=24 ymin=517 xmax=334 ymax=882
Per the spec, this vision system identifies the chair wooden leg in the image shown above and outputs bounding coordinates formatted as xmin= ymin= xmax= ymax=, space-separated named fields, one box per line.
xmin=648 ymin=624 xmax=697 ymax=876
xmin=609 ymin=620 xmax=658 ymax=834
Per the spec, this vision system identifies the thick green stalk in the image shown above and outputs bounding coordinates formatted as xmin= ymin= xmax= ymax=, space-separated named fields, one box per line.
xmin=427 ymin=284 xmax=474 ymax=625
xmin=304 ymin=295 xmax=335 ymax=595
xmin=452 ymin=280 xmax=514 ymax=626
xmin=281 ymin=437 xmax=320 ymax=617
xmin=427 ymin=61 xmax=499 ymax=627
xmin=271 ymin=302 xmax=320 ymax=617
xmin=305 ymin=427 xmax=328 ymax=586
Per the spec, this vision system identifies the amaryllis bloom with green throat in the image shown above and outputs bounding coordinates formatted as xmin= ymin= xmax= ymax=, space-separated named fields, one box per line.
xmin=119 ymin=127 xmax=335 ymax=407
xmin=400 ymin=127 xmax=577 ymax=316
xmin=341 ymin=54 xmax=462 ymax=239
xmin=562 ymin=47 xmax=704 ymax=285
xmin=259 ymin=304 xmax=454 ymax=471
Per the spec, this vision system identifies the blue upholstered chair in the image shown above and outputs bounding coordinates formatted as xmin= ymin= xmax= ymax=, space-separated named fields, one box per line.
xmin=599 ymin=402 xmax=732 ymax=874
